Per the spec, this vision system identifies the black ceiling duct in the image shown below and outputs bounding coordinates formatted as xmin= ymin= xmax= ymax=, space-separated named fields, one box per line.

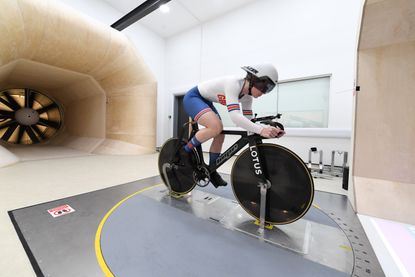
xmin=111 ymin=0 xmax=172 ymax=31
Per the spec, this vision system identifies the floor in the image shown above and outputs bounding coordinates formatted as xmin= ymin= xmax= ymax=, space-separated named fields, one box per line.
xmin=0 ymin=148 xmax=412 ymax=276
xmin=10 ymin=177 xmax=361 ymax=276
xmin=0 ymin=152 xmax=160 ymax=277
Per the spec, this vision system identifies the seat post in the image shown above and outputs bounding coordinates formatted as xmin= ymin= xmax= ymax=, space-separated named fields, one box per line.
xmin=190 ymin=121 xmax=199 ymax=138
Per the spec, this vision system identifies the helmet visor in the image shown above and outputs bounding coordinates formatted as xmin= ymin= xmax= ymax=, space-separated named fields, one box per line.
xmin=253 ymin=77 xmax=276 ymax=94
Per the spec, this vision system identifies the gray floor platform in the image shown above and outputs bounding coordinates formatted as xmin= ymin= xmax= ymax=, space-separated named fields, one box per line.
xmin=9 ymin=175 xmax=384 ymax=277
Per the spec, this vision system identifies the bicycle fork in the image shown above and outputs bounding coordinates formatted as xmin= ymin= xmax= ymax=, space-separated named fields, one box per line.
xmin=248 ymin=140 xmax=273 ymax=235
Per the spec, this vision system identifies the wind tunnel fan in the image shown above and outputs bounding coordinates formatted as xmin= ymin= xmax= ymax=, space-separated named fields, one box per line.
xmin=0 ymin=88 xmax=62 ymax=145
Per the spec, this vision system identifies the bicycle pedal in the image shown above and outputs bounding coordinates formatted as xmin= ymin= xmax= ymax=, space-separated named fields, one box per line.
xmin=253 ymin=220 xmax=274 ymax=230
xmin=196 ymin=179 xmax=209 ymax=187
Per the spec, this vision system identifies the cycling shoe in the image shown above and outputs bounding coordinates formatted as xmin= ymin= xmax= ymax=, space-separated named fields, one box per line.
xmin=210 ymin=171 xmax=227 ymax=188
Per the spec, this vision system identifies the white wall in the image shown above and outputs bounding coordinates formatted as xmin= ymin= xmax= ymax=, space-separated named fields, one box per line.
xmin=164 ymin=0 xmax=364 ymax=164
xmin=55 ymin=0 xmax=363 ymax=165
xmin=56 ymin=0 xmax=167 ymax=146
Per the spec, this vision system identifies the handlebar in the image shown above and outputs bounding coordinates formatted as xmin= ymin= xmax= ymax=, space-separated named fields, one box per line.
xmin=251 ymin=113 xmax=284 ymax=130
xmin=250 ymin=114 xmax=281 ymax=123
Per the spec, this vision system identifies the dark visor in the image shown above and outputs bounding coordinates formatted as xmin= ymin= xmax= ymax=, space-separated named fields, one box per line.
xmin=253 ymin=76 xmax=275 ymax=94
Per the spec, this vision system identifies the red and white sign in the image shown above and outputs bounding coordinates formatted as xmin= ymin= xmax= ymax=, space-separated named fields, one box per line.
xmin=47 ymin=204 xmax=75 ymax=218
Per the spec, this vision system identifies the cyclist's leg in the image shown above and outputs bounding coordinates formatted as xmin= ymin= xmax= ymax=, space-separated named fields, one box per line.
xmin=194 ymin=100 xmax=224 ymax=152
xmin=183 ymin=87 xmax=222 ymax=150
xmin=202 ymin=103 xmax=228 ymax=187
xmin=209 ymin=134 xmax=224 ymax=164
xmin=195 ymin=112 xmax=223 ymax=142
xmin=204 ymin=104 xmax=227 ymax=187
xmin=197 ymin=107 xmax=227 ymax=187
xmin=183 ymin=90 xmax=227 ymax=187
xmin=197 ymin=113 xmax=227 ymax=187
xmin=207 ymin=103 xmax=224 ymax=162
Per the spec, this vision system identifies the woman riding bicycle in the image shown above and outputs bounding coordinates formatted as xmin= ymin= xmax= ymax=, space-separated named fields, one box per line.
xmin=182 ymin=63 xmax=286 ymax=188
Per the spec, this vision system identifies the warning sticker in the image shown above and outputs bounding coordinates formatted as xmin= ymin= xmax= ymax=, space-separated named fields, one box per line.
xmin=47 ymin=204 xmax=75 ymax=218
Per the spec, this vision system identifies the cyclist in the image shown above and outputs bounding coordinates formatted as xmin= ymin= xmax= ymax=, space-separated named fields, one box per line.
xmin=182 ymin=63 xmax=285 ymax=188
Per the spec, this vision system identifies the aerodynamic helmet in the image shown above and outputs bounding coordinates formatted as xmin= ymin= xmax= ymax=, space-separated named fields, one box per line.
xmin=241 ymin=63 xmax=278 ymax=94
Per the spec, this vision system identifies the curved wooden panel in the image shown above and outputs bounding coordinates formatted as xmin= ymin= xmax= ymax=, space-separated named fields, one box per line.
xmin=354 ymin=0 xmax=415 ymax=224
xmin=0 ymin=0 xmax=157 ymax=155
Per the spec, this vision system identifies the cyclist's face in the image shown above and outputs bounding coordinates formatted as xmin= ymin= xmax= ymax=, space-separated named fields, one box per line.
xmin=251 ymin=86 xmax=264 ymax=98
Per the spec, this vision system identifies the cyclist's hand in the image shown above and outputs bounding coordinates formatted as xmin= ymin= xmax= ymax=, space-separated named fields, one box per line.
xmin=260 ymin=126 xmax=285 ymax=138
xmin=276 ymin=127 xmax=285 ymax=138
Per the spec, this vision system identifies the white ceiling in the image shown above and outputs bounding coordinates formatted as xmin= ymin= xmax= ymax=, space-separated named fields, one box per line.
xmin=103 ymin=0 xmax=257 ymax=37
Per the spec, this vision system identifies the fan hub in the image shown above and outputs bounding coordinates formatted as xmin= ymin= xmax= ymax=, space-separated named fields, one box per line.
xmin=15 ymin=108 xmax=40 ymax=126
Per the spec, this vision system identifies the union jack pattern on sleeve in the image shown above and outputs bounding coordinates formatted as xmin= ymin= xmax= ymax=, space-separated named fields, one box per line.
xmin=242 ymin=110 xmax=253 ymax=116
xmin=227 ymin=104 xmax=240 ymax=112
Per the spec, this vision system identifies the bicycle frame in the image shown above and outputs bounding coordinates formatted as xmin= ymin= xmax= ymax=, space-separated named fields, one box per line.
xmin=164 ymin=116 xmax=313 ymax=228
xmin=187 ymin=122 xmax=270 ymax=186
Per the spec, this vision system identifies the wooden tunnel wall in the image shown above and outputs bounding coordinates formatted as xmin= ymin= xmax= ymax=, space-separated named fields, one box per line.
xmin=0 ymin=0 xmax=157 ymax=166
xmin=353 ymin=0 xmax=415 ymax=224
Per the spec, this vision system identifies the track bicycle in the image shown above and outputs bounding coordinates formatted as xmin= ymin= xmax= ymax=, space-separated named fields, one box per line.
xmin=158 ymin=114 xmax=314 ymax=226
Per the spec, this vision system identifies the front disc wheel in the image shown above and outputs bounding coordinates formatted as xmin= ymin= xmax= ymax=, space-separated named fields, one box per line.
xmin=231 ymin=144 xmax=314 ymax=225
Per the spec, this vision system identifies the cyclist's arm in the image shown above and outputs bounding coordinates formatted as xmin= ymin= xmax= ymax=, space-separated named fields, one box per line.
xmin=237 ymin=92 xmax=285 ymax=138
xmin=228 ymin=108 xmax=263 ymax=134
xmin=225 ymin=83 xmax=263 ymax=134
xmin=240 ymin=96 xmax=254 ymax=120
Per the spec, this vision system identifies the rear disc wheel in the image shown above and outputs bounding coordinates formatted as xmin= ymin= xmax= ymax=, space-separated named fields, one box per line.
xmin=158 ymin=138 xmax=197 ymax=195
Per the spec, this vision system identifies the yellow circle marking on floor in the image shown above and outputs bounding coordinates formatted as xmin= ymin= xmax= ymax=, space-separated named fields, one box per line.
xmin=312 ymin=203 xmax=321 ymax=209
xmin=339 ymin=245 xmax=353 ymax=251
xmin=95 ymin=184 xmax=162 ymax=276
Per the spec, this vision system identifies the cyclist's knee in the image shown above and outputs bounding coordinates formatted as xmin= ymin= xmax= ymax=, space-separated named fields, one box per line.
xmin=204 ymin=119 xmax=223 ymax=137
xmin=211 ymin=120 xmax=223 ymax=136
xmin=213 ymin=133 xmax=225 ymax=144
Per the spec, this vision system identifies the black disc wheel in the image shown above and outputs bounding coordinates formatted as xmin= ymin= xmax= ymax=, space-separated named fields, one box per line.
xmin=0 ymin=88 xmax=62 ymax=145
xmin=231 ymin=144 xmax=314 ymax=225
xmin=158 ymin=138 xmax=198 ymax=195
